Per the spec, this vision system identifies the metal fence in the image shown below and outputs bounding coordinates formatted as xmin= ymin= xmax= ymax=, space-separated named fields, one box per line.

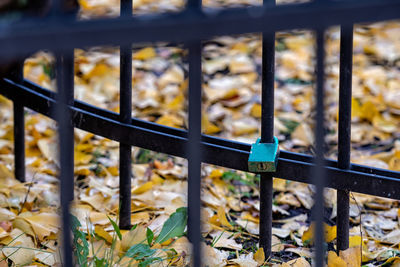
xmin=1 ymin=0 xmax=400 ymax=266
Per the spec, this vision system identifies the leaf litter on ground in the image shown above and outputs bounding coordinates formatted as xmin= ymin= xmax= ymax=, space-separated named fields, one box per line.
xmin=0 ymin=1 xmax=400 ymax=266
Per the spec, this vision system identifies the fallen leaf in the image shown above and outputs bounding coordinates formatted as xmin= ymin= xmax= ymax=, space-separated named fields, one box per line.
xmin=328 ymin=251 xmax=347 ymax=267
xmin=339 ymin=246 xmax=361 ymax=267
xmin=281 ymin=257 xmax=311 ymax=267
xmin=121 ymin=224 xmax=147 ymax=251
xmin=230 ymin=252 xmax=258 ymax=267
xmin=302 ymin=223 xmax=336 ymax=244
xmin=217 ymin=206 xmax=234 ymax=230
xmin=2 ymin=229 xmax=35 ymax=266
xmin=254 ymin=247 xmax=265 ymax=265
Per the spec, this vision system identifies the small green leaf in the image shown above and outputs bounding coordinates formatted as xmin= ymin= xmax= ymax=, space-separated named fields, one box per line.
xmin=146 ymin=228 xmax=154 ymax=246
xmin=107 ymin=215 xmax=122 ymax=240
xmin=94 ymin=256 xmax=106 ymax=267
xmin=70 ymin=215 xmax=89 ymax=266
xmin=125 ymin=244 xmax=155 ymax=259
xmin=155 ymin=207 xmax=187 ymax=244
xmin=131 ymin=224 xmax=138 ymax=231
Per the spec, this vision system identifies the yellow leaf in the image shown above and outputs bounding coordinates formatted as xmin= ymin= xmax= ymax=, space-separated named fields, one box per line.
xmin=339 ymin=246 xmax=361 ymax=267
xmin=273 ymin=178 xmax=287 ymax=192
xmin=360 ymin=101 xmax=379 ymax=121
xmin=24 ymin=213 xmax=60 ymax=241
xmin=78 ymin=0 xmax=91 ymax=10
xmin=84 ymin=63 xmax=109 ymax=79
xmin=161 ymin=238 xmax=173 ymax=246
xmin=166 ymin=93 xmax=184 ymax=111
xmin=2 ymin=229 xmax=35 ymax=266
xmin=133 ymin=47 xmax=156 ymax=60
xmin=209 ymin=214 xmax=220 ymax=227
xmin=74 ymin=150 xmax=93 ymax=165
xmin=281 ymin=257 xmax=311 ymax=267
xmin=241 ymin=212 xmax=259 ymax=224
xmin=328 ymin=251 xmax=347 ymax=267
xmin=37 ymin=138 xmax=58 ymax=164
xmin=95 ymin=225 xmax=113 ymax=244
xmin=231 ymin=42 xmax=249 ymax=53
xmin=217 ymin=206 xmax=234 ymax=230
xmin=81 ymin=193 xmax=106 ymax=211
xmin=12 ymin=217 xmax=35 ymax=238
xmin=75 ymin=143 xmax=94 ymax=152
xmin=302 ymin=223 xmax=336 ymax=244
xmin=156 ymin=114 xmax=183 ymax=128
xmin=250 ymin=103 xmax=261 ymax=118
xmin=389 ymin=156 xmax=400 ymax=171
xmin=0 ymin=227 xmax=9 ymax=239
xmin=351 ymin=97 xmax=362 ymax=119
xmin=90 ymin=212 xmax=111 ymax=225
xmin=107 ymin=166 xmax=119 ymax=176
xmin=384 ymin=256 xmax=400 ymax=266
xmin=151 ymin=173 xmax=164 ymax=185
xmin=132 ymin=181 xmax=153 ymax=195
xmin=75 ymin=167 xmax=91 ymax=176
xmin=131 ymin=212 xmax=150 ymax=225
xmin=202 ymin=115 xmax=221 ymax=135
xmin=349 ymin=235 xmax=362 ymax=248
xmin=254 ymin=247 xmax=265 ymax=265
xmin=325 ymin=224 xmax=337 ymax=243
xmin=0 ymin=163 xmax=15 ymax=180
xmin=209 ymin=169 xmax=223 ymax=179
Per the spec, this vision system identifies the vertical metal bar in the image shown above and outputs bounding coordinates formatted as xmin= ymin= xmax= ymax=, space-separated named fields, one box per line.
xmin=56 ymin=50 xmax=74 ymax=267
xmin=119 ymin=45 xmax=132 ymax=229
xmin=187 ymin=0 xmax=201 ymax=10
xmin=312 ymin=28 xmax=326 ymax=267
xmin=121 ymin=0 xmax=133 ymax=17
xmin=337 ymin=24 xmax=353 ymax=252
xmin=186 ymin=1 xmax=202 ymax=265
xmin=187 ymin=40 xmax=202 ymax=267
xmin=11 ymin=62 xmax=25 ymax=182
xmin=119 ymin=0 xmax=133 ymax=230
xmin=51 ymin=0 xmax=63 ymax=15
xmin=259 ymin=0 xmax=276 ymax=257
xmin=14 ymin=102 xmax=25 ymax=182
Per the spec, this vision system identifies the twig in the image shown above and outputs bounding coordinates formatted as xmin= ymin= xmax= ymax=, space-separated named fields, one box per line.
xmin=18 ymin=172 xmax=37 ymax=215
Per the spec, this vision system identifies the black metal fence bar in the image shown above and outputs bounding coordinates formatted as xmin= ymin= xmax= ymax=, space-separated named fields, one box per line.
xmin=55 ymin=50 xmax=74 ymax=267
xmin=186 ymin=0 xmax=202 ymax=264
xmin=11 ymin=62 xmax=25 ymax=182
xmin=259 ymin=0 xmax=275 ymax=256
xmin=337 ymin=24 xmax=353 ymax=252
xmin=1 ymin=0 xmax=400 ymax=59
xmin=119 ymin=0 xmax=133 ymax=230
xmin=187 ymin=23 xmax=202 ymax=267
xmin=313 ymin=28 xmax=326 ymax=267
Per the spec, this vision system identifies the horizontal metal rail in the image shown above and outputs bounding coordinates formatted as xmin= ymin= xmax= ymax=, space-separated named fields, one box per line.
xmin=1 ymin=78 xmax=399 ymax=199
xmin=0 ymin=0 xmax=400 ymax=59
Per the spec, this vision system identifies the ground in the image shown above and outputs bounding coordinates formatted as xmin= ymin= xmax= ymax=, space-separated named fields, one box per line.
xmin=0 ymin=0 xmax=400 ymax=266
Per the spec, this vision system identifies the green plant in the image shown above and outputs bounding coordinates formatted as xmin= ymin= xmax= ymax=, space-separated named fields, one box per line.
xmin=70 ymin=207 xmax=188 ymax=267
xmin=155 ymin=207 xmax=187 ymax=244
xmin=71 ymin=215 xmax=89 ymax=266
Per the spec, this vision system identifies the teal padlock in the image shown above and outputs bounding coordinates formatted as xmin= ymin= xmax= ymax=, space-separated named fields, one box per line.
xmin=248 ymin=136 xmax=279 ymax=172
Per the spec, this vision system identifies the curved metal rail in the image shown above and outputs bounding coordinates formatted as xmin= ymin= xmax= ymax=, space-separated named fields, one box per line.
xmin=1 ymin=78 xmax=399 ymax=199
